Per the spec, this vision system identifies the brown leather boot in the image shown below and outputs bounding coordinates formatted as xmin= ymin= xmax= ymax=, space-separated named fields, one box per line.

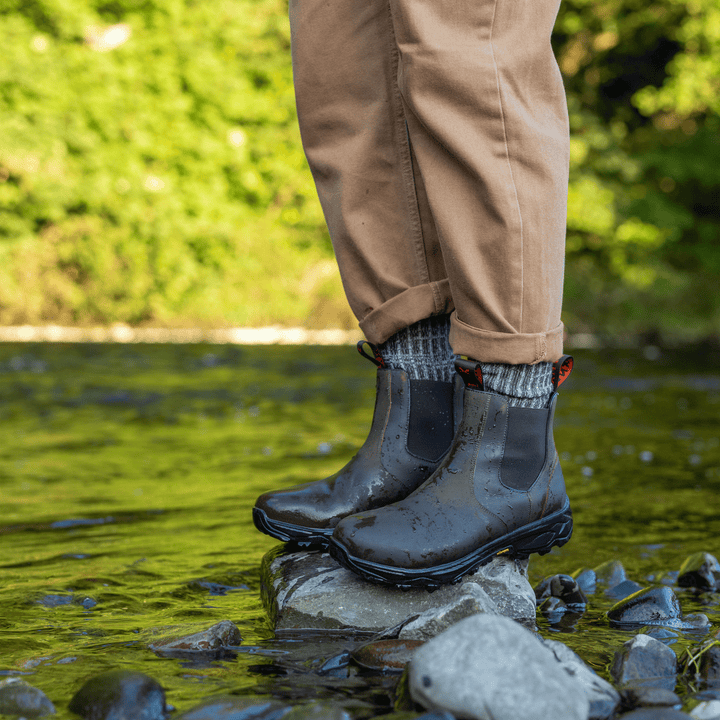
xmin=328 ymin=356 xmax=574 ymax=587
xmin=252 ymin=342 xmax=460 ymax=547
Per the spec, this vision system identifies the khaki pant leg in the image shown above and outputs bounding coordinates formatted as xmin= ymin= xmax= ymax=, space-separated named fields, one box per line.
xmin=289 ymin=0 xmax=453 ymax=343
xmin=390 ymin=0 xmax=569 ymax=363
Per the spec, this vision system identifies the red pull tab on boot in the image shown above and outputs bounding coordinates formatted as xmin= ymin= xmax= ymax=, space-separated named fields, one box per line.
xmin=552 ymin=355 xmax=574 ymax=391
xmin=454 ymin=358 xmax=484 ymax=390
xmin=357 ymin=340 xmax=386 ymax=368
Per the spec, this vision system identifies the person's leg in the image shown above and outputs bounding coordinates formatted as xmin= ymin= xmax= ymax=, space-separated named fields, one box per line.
xmin=389 ymin=0 xmax=569 ymax=368
xmin=317 ymin=0 xmax=569 ymax=407
xmin=289 ymin=0 xmax=567 ymax=378
xmin=328 ymin=0 xmax=575 ymax=585
xmin=289 ymin=0 xmax=453 ymax=338
xmin=253 ymin=0 xmax=459 ymax=547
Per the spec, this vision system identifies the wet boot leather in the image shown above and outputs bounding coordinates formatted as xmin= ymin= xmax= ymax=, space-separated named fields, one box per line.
xmin=252 ymin=343 xmax=459 ymax=548
xmin=328 ymin=356 xmax=575 ymax=588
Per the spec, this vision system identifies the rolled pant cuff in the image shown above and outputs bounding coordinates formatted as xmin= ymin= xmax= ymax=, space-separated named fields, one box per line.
xmin=358 ymin=280 xmax=454 ymax=346
xmin=449 ymin=314 xmax=564 ymax=365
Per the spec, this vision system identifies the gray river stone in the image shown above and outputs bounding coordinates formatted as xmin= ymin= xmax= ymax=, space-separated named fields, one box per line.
xmin=620 ymin=685 xmax=681 ymax=709
xmin=617 ymin=710 xmax=692 ymax=719
xmin=535 ymin=574 xmax=588 ymax=607
xmin=0 ymin=678 xmax=56 ymax=717
xmin=696 ymin=645 xmax=720 ymax=688
xmin=261 ymin=548 xmax=534 ymax=635
xmin=350 ymin=639 xmax=424 ymax=672
xmin=175 ymin=697 xmax=291 ymax=720
xmin=681 ymin=642 xmax=720 ymax=689
xmin=571 ymin=567 xmax=597 ymax=595
xmin=68 ymin=670 xmax=168 ymax=720
xmin=611 ymin=634 xmax=678 ymax=691
xmin=608 ymin=586 xmax=710 ymax=630
xmin=606 ymin=579 xmax=645 ymax=601
xmin=35 ymin=594 xmax=97 ymax=609
xmin=594 ymin=560 xmax=627 ymax=590
xmin=690 ymin=700 xmax=720 ymax=719
xmin=678 ymin=553 xmax=720 ymax=591
xmin=408 ymin=615 xmax=589 ymax=720
xmin=148 ymin=620 xmax=242 ymax=657
xmin=282 ymin=702 xmax=352 ymax=720
xmin=398 ymin=584 xmax=498 ymax=641
xmin=538 ymin=596 xmax=570 ymax=618
xmin=543 ymin=638 xmax=620 ymax=719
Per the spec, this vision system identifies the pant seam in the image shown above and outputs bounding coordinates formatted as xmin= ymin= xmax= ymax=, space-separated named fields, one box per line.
xmin=430 ymin=280 xmax=442 ymax=314
xmin=385 ymin=0 xmax=432 ymax=289
xmin=489 ymin=0 xmax=525 ymax=332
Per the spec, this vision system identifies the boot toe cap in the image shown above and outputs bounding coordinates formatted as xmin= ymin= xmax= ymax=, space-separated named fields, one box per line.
xmin=333 ymin=506 xmax=435 ymax=568
xmin=255 ymin=488 xmax=324 ymax=528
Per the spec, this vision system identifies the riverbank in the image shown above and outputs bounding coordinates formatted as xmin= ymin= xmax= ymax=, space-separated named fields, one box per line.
xmin=0 ymin=324 xmax=618 ymax=349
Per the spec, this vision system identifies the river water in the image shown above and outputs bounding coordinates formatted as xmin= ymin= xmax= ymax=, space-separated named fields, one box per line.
xmin=1 ymin=342 xmax=719 ymax=715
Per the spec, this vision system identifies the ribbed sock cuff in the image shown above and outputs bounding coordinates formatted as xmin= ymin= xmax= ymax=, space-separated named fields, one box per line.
xmin=478 ymin=361 xmax=553 ymax=408
xmin=379 ymin=315 xmax=454 ymax=382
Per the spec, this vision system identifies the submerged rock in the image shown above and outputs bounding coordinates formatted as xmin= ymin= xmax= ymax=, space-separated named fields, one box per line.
xmin=678 ymin=553 xmax=720 ymax=591
xmin=594 ymin=560 xmax=627 ymax=590
xmin=148 ymin=620 xmax=241 ymax=657
xmin=0 ymin=678 xmax=56 ymax=717
xmin=282 ymin=702 xmax=351 ymax=720
xmin=681 ymin=641 xmax=720 ymax=688
xmin=408 ymin=615 xmax=588 ymax=720
xmin=610 ymin=634 xmax=678 ymax=691
xmin=261 ymin=548 xmax=534 ymax=635
xmin=617 ymin=710 xmax=692 ymax=719
xmin=538 ymin=599 xmax=584 ymax=632
xmin=350 ymin=639 xmax=424 ymax=673
xmin=534 ymin=574 xmax=588 ymax=607
xmin=69 ymin=670 xmax=168 ymax=720
xmin=571 ymin=568 xmax=597 ymax=595
xmin=619 ymin=685 xmax=681 ymax=709
xmin=538 ymin=596 xmax=568 ymax=614
xmin=608 ymin=587 xmax=710 ymax=630
xmin=698 ymin=645 xmax=720 ymax=688
xmin=175 ymin=697 xmax=291 ymax=720
xmin=543 ymin=639 xmax=620 ymax=719
xmin=35 ymin=594 xmax=96 ymax=609
xmin=606 ymin=580 xmax=645 ymax=601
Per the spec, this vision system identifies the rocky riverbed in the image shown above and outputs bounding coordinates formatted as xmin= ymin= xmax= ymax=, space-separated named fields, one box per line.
xmin=2 ymin=343 xmax=720 ymax=719
xmin=6 ymin=549 xmax=720 ymax=720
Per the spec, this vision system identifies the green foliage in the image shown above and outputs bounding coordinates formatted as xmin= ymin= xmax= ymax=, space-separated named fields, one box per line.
xmin=0 ymin=0 xmax=717 ymax=338
xmin=553 ymin=0 xmax=720 ymax=340
xmin=0 ymin=0 xmax=347 ymax=327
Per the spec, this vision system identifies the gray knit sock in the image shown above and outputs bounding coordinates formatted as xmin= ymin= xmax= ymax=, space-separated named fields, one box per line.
xmin=379 ymin=315 xmax=454 ymax=382
xmin=478 ymin=361 xmax=553 ymax=409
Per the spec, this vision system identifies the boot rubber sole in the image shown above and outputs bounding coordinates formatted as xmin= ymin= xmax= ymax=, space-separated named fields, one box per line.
xmin=252 ymin=507 xmax=334 ymax=549
xmin=328 ymin=499 xmax=573 ymax=589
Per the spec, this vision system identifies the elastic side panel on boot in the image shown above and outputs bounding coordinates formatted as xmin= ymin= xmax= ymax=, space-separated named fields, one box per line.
xmin=500 ymin=407 xmax=548 ymax=491
xmin=407 ymin=380 xmax=454 ymax=463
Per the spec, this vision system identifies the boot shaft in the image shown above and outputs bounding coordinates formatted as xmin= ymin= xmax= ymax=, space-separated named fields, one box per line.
xmin=369 ymin=367 xmax=457 ymax=468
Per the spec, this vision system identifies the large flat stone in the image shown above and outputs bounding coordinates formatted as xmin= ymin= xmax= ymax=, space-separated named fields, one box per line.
xmin=260 ymin=547 xmax=535 ymax=636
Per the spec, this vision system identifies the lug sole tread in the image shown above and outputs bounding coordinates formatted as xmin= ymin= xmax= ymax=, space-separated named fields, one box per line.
xmin=328 ymin=501 xmax=573 ymax=589
xmin=252 ymin=507 xmax=333 ymax=549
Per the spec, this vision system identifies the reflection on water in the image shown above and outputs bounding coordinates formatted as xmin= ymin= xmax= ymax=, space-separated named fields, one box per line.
xmin=0 ymin=343 xmax=719 ymax=712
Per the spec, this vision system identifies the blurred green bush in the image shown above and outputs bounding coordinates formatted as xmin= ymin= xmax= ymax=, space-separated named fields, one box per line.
xmin=0 ymin=0 xmax=353 ymax=328
xmin=556 ymin=0 xmax=720 ymax=342
xmin=0 ymin=0 xmax=718 ymax=339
